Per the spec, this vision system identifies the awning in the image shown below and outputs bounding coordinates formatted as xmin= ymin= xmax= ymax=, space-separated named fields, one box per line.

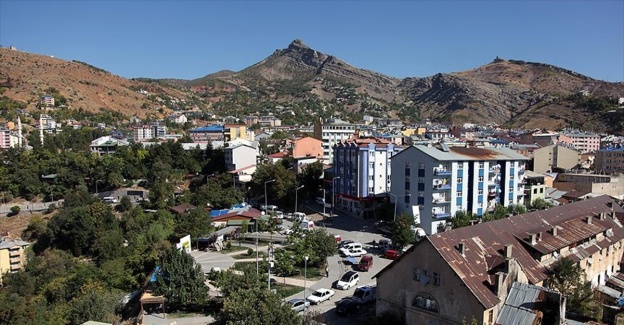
xmin=346 ymin=257 xmax=357 ymax=264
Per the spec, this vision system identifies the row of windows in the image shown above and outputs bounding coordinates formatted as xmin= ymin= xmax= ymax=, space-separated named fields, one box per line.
xmin=413 ymin=268 xmax=441 ymax=286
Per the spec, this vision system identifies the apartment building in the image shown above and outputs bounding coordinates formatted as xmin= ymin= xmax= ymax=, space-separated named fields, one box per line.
xmin=189 ymin=124 xmax=225 ymax=142
xmin=90 ymin=136 xmax=130 ymax=156
xmin=595 ymin=146 xmax=624 ymax=174
xmin=224 ymin=143 xmax=258 ymax=172
xmin=554 ymin=173 xmax=624 ymax=200
xmin=0 ymin=237 xmax=30 ymax=283
xmin=333 ymin=136 xmax=403 ymax=218
xmin=532 ymin=144 xmax=580 ymax=173
xmin=523 ymin=171 xmax=546 ymax=206
xmin=40 ymin=95 xmax=54 ymax=107
xmin=391 ymin=145 xmax=529 ymax=234
xmin=375 ymin=196 xmax=624 ymax=325
xmin=313 ymin=118 xmax=356 ymax=163
xmin=0 ymin=127 xmax=12 ymax=149
xmin=562 ymin=130 xmax=601 ymax=153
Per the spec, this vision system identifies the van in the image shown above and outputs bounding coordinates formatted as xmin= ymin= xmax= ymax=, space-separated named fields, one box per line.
xmin=102 ymin=196 xmax=118 ymax=203
xmin=342 ymin=242 xmax=363 ymax=251
xmin=292 ymin=212 xmax=306 ymax=222
xmin=357 ymin=255 xmax=374 ymax=272
xmin=300 ymin=220 xmax=315 ymax=231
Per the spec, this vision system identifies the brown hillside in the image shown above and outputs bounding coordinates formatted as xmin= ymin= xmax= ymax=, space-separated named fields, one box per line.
xmin=0 ymin=48 xmax=192 ymax=117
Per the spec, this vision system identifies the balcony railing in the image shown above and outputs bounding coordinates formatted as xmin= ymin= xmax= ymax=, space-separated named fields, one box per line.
xmin=433 ymin=168 xmax=452 ymax=176
xmin=432 ymin=197 xmax=450 ymax=204
xmin=433 ymin=212 xmax=451 ymax=219
xmin=433 ymin=184 xmax=451 ymax=191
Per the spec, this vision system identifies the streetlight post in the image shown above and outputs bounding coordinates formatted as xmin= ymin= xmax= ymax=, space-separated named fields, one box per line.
xmin=303 ymin=256 xmax=309 ymax=314
xmin=332 ymin=176 xmax=340 ymax=217
xmin=322 ymin=188 xmax=326 ymax=217
xmin=260 ymin=179 xmax=275 ymax=275
xmin=389 ymin=193 xmax=411 ymax=222
xmin=268 ymin=243 xmax=274 ymax=291
xmin=295 ymin=185 xmax=304 ymax=213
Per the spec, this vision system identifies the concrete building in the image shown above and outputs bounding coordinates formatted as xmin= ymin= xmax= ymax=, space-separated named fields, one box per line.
xmin=391 ymin=145 xmax=529 ymax=234
xmin=0 ymin=237 xmax=30 ymax=283
xmin=562 ymin=130 xmax=601 ymax=153
xmin=313 ymin=118 xmax=356 ymax=163
xmin=333 ymin=136 xmax=403 ymax=218
xmin=40 ymin=95 xmax=54 ymax=107
xmin=292 ymin=137 xmax=323 ymax=160
xmin=523 ymin=171 xmax=547 ymax=207
xmin=168 ymin=113 xmax=187 ymax=124
xmin=553 ymin=173 xmax=624 ymax=200
xmin=375 ymin=196 xmax=624 ymax=325
xmin=595 ymin=146 xmax=624 ymax=174
xmin=189 ymin=124 xmax=225 ymax=142
xmin=224 ymin=124 xmax=247 ymax=142
xmin=133 ymin=125 xmax=153 ymax=142
xmin=224 ymin=143 xmax=258 ymax=172
xmin=90 ymin=136 xmax=129 ymax=156
xmin=532 ymin=144 xmax=580 ymax=173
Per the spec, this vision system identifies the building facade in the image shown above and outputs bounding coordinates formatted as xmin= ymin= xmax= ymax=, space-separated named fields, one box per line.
xmin=391 ymin=145 xmax=529 ymax=234
xmin=0 ymin=237 xmax=30 ymax=283
xmin=563 ymin=131 xmax=601 ymax=153
xmin=292 ymin=137 xmax=323 ymax=159
xmin=189 ymin=125 xmax=225 ymax=142
xmin=313 ymin=118 xmax=356 ymax=163
xmin=595 ymin=146 xmax=624 ymax=174
xmin=523 ymin=171 xmax=546 ymax=206
xmin=375 ymin=196 xmax=624 ymax=325
xmin=333 ymin=136 xmax=403 ymax=218
xmin=224 ymin=144 xmax=258 ymax=172
xmin=90 ymin=136 xmax=130 ymax=156
xmin=532 ymin=144 xmax=580 ymax=173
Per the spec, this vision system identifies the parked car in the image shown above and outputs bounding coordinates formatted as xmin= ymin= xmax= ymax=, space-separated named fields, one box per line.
xmin=286 ymin=298 xmax=310 ymax=312
xmin=339 ymin=242 xmax=363 ymax=254
xmin=338 ymin=239 xmax=354 ymax=249
xmin=337 ymin=271 xmax=360 ymax=290
xmin=335 ymin=298 xmax=362 ymax=316
xmin=384 ymin=249 xmax=401 ymax=260
xmin=351 ymin=285 xmax=377 ymax=304
xmin=357 ymin=255 xmax=374 ymax=272
xmin=342 ymin=248 xmax=368 ymax=257
xmin=306 ymin=288 xmax=335 ymax=304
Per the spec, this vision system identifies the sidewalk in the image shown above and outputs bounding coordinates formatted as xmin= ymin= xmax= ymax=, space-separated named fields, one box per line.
xmin=283 ymin=254 xmax=344 ymax=301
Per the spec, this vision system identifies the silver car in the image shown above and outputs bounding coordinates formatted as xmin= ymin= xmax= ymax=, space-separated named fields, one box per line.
xmin=287 ymin=298 xmax=310 ymax=313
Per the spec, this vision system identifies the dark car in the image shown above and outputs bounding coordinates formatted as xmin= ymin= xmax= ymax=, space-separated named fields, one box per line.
xmin=335 ymin=298 xmax=362 ymax=316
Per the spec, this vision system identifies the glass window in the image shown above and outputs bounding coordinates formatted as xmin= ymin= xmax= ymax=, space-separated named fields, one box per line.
xmin=478 ymin=176 xmax=484 ymax=182
xmin=457 ymin=178 xmax=463 ymax=183
xmin=433 ymin=272 xmax=440 ymax=286
xmin=413 ymin=268 xmax=421 ymax=281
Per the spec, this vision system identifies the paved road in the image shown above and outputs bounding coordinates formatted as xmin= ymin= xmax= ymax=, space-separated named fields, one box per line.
xmin=142 ymin=313 xmax=214 ymax=325
xmin=0 ymin=199 xmax=64 ymax=215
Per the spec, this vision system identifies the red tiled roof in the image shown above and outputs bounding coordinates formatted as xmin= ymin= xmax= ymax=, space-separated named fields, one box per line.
xmin=268 ymin=151 xmax=289 ymax=158
xmin=424 ymin=196 xmax=623 ymax=309
xmin=212 ymin=210 xmax=261 ymax=221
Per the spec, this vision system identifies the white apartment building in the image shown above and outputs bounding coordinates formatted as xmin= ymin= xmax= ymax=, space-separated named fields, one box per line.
xmin=133 ymin=123 xmax=167 ymax=142
xmin=391 ymin=144 xmax=529 ymax=234
xmin=224 ymin=144 xmax=258 ymax=172
xmin=333 ymin=136 xmax=403 ymax=218
xmin=314 ymin=118 xmax=356 ymax=163
xmin=562 ymin=131 xmax=601 ymax=153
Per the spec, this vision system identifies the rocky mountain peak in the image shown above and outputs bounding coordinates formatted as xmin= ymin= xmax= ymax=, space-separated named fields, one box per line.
xmin=288 ymin=39 xmax=309 ymax=50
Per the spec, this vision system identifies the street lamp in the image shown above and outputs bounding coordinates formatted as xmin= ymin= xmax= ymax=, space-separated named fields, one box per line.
xmin=389 ymin=193 xmax=411 ymax=222
xmin=295 ymin=185 xmax=305 ymax=213
xmin=260 ymin=179 xmax=275 ymax=274
xmin=332 ymin=176 xmax=340 ymax=217
xmin=303 ymin=255 xmax=309 ymax=314
xmin=268 ymin=243 xmax=274 ymax=291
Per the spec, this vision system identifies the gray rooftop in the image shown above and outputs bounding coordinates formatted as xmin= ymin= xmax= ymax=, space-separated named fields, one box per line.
xmin=496 ymin=282 xmax=561 ymax=325
xmin=0 ymin=238 xmax=30 ymax=249
xmin=412 ymin=145 xmax=529 ymax=161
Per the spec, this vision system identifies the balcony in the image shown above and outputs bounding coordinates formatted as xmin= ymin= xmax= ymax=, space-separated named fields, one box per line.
xmin=433 ymin=168 xmax=452 ymax=176
xmin=432 ymin=196 xmax=450 ymax=205
xmin=433 ymin=212 xmax=451 ymax=219
xmin=432 ymin=184 xmax=451 ymax=191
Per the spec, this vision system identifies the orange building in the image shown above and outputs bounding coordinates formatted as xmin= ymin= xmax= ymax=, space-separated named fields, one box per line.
xmin=293 ymin=137 xmax=323 ymax=159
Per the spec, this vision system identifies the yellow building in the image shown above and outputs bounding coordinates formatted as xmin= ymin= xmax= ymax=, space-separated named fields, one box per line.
xmin=375 ymin=196 xmax=624 ymax=324
xmin=0 ymin=237 xmax=30 ymax=282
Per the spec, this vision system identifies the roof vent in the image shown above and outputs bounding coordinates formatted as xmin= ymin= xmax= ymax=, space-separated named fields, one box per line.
xmin=586 ymin=216 xmax=592 ymax=225
xmin=600 ymin=212 xmax=607 ymax=220
xmin=458 ymin=242 xmax=466 ymax=256
xmin=504 ymin=244 xmax=513 ymax=258
xmin=551 ymin=226 xmax=558 ymax=236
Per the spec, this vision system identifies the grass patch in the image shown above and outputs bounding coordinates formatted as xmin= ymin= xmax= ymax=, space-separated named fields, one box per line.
xmin=273 ymin=283 xmax=303 ymax=299
xmin=219 ymin=245 xmax=248 ymax=254
xmin=232 ymin=261 xmax=267 ymax=271
xmin=293 ymin=266 xmax=323 ymax=280
xmin=232 ymin=251 xmax=268 ymax=260
xmin=166 ymin=310 xmax=203 ymax=318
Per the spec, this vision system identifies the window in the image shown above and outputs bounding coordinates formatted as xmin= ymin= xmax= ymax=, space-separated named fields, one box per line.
xmin=413 ymin=293 xmax=439 ymax=313
xmin=478 ymin=176 xmax=484 ymax=182
xmin=413 ymin=268 xmax=421 ymax=281
xmin=478 ymin=189 xmax=483 ymax=195
xmin=457 ymin=163 xmax=463 ymax=169
xmin=457 ymin=178 xmax=463 ymax=183
xmin=369 ymin=163 xmax=374 ymax=169
xmin=368 ymin=175 xmax=373 ymax=181
xmin=405 ymin=182 xmax=410 ymax=191
xmin=368 ymin=186 xmax=373 ymax=192
xmin=433 ymin=272 xmax=440 ymax=286
xmin=479 ymin=163 xmax=484 ymax=169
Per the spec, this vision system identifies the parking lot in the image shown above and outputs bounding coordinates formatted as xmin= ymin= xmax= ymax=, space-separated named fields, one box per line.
xmin=282 ymin=205 xmax=395 ymax=324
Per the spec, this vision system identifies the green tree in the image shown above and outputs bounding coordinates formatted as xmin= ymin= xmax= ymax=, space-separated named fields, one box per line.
xmin=118 ymin=196 xmax=132 ymax=212
xmin=152 ymin=247 xmax=209 ymax=309
xmin=173 ymin=207 xmax=213 ymax=242
xmin=300 ymin=161 xmax=324 ymax=198
xmin=250 ymin=163 xmax=296 ymax=207
xmin=451 ymin=210 xmax=475 ymax=229
xmin=216 ymin=287 xmax=301 ymax=325
xmin=391 ymin=214 xmax=416 ymax=249
xmin=547 ymin=258 xmax=601 ymax=320
xmin=67 ymin=284 xmax=123 ymax=325
xmin=531 ymin=198 xmax=552 ymax=210
xmin=22 ymin=214 xmax=47 ymax=241
xmin=272 ymin=249 xmax=296 ymax=276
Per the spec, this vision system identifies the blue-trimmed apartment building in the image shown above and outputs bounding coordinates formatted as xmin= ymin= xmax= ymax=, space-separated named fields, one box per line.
xmin=391 ymin=145 xmax=529 ymax=234
xmin=333 ymin=136 xmax=403 ymax=218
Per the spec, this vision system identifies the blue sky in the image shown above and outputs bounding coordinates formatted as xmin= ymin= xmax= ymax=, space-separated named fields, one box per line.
xmin=1 ymin=1 xmax=623 ymax=82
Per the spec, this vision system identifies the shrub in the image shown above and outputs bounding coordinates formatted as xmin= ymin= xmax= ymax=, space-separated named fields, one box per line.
xmin=247 ymin=248 xmax=254 ymax=256
xmin=226 ymin=241 xmax=232 ymax=250
xmin=9 ymin=205 xmax=20 ymax=216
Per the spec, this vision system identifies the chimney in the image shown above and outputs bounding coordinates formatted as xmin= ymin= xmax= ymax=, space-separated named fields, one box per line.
xmin=608 ymin=202 xmax=614 ymax=209
xmin=504 ymin=244 xmax=513 ymax=258
xmin=600 ymin=212 xmax=606 ymax=220
xmin=530 ymin=233 xmax=537 ymax=245
xmin=458 ymin=242 xmax=466 ymax=256
xmin=551 ymin=226 xmax=558 ymax=236
xmin=612 ymin=210 xmax=617 ymax=219
xmin=537 ymin=232 xmax=543 ymax=242
xmin=495 ymin=272 xmax=506 ymax=297
xmin=586 ymin=216 xmax=592 ymax=225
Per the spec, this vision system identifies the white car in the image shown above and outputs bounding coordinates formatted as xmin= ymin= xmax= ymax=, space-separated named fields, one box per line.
xmin=306 ymin=288 xmax=335 ymax=304
xmin=336 ymin=271 xmax=360 ymax=290
xmin=341 ymin=248 xmax=368 ymax=257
